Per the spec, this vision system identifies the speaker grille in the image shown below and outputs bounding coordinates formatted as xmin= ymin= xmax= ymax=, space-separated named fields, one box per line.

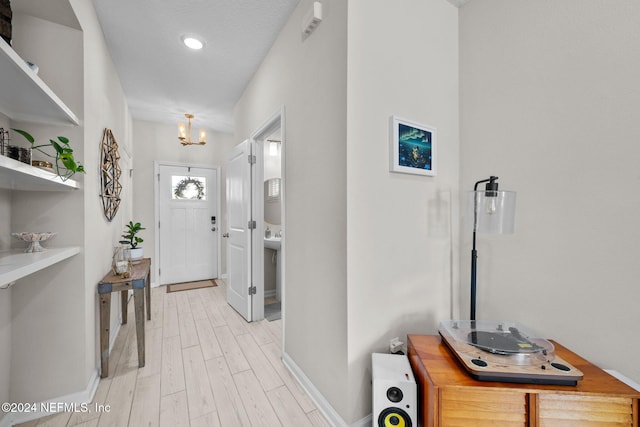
xmin=378 ymin=407 xmax=412 ymax=427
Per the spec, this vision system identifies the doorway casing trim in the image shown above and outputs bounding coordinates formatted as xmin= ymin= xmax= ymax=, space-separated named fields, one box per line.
xmin=249 ymin=106 xmax=285 ymax=344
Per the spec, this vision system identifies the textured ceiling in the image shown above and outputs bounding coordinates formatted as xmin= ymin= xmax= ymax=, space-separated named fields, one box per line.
xmin=91 ymin=0 xmax=301 ymax=133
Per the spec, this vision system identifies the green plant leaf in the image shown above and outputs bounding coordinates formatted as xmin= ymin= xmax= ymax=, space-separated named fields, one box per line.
xmin=11 ymin=130 xmax=84 ymax=179
xmin=11 ymin=129 xmax=35 ymax=144
xmin=60 ymin=153 xmax=77 ymax=171
xmin=50 ymin=140 xmax=64 ymax=154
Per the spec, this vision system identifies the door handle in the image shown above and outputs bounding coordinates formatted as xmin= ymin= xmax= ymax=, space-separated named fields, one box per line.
xmin=222 ymin=232 xmax=229 ymax=238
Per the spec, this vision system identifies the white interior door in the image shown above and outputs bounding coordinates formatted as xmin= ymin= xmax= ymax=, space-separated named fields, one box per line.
xmin=158 ymin=164 xmax=219 ymax=285
xmin=226 ymin=140 xmax=253 ymax=321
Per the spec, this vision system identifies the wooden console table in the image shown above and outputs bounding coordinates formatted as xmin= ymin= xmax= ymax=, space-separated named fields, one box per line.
xmin=98 ymin=258 xmax=151 ymax=378
xmin=408 ymin=334 xmax=640 ymax=427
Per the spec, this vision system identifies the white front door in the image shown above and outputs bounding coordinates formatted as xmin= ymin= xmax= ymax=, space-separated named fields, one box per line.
xmin=158 ymin=164 xmax=219 ymax=285
xmin=226 ymin=141 xmax=253 ymax=321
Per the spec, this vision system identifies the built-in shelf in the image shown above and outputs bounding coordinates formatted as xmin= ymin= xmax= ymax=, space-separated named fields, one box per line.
xmin=0 ymin=155 xmax=80 ymax=190
xmin=0 ymin=38 xmax=80 ymax=126
xmin=0 ymin=246 xmax=81 ymax=288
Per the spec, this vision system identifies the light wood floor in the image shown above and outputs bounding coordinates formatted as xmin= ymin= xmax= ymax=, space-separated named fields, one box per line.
xmin=18 ymin=281 xmax=330 ymax=427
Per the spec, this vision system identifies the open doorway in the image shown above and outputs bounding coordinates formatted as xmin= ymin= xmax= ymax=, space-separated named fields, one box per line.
xmin=251 ymin=107 xmax=285 ymax=325
xmin=263 ymin=129 xmax=282 ymax=321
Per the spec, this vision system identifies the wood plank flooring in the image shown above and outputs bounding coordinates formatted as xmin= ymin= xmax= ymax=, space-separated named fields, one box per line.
xmin=17 ymin=282 xmax=329 ymax=427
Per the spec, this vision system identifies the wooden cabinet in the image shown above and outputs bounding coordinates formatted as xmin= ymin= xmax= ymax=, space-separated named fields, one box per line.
xmin=408 ymin=335 xmax=640 ymax=427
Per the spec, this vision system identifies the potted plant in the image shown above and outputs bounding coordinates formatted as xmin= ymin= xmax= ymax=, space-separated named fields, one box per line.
xmin=119 ymin=221 xmax=145 ymax=263
xmin=11 ymin=129 xmax=85 ymax=181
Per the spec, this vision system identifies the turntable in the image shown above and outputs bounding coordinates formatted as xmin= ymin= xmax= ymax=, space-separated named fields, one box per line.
xmin=438 ymin=320 xmax=583 ymax=386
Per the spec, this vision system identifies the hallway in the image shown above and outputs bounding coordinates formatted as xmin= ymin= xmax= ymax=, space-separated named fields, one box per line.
xmin=18 ymin=282 xmax=329 ymax=427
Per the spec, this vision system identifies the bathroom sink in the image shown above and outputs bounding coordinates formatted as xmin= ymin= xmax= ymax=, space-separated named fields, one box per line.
xmin=264 ymin=237 xmax=281 ymax=250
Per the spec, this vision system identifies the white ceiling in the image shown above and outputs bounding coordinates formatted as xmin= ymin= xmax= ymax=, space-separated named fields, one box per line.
xmin=91 ymin=0 xmax=302 ymax=133
xmin=15 ymin=0 xmax=470 ymax=134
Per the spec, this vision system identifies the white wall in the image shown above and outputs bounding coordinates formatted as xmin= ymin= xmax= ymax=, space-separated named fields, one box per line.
xmin=0 ymin=0 xmax=133 ymax=410
xmin=0 ymin=115 xmax=10 ymax=410
xmin=70 ymin=0 xmax=134 ymax=384
xmin=233 ymin=0 xmax=349 ymax=420
xmin=9 ymin=12 xmax=86 ymax=403
xmin=0 ymin=146 xmax=9 ymax=416
xmin=235 ymin=0 xmax=458 ymax=423
xmin=132 ymin=120 xmax=235 ymax=283
xmin=346 ymin=0 xmax=459 ymax=421
xmin=460 ymin=0 xmax=640 ymax=382
xmin=0 ymin=101 xmax=8 ymax=405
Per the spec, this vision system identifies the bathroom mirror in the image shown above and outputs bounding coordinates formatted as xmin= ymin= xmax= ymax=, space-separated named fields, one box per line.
xmin=264 ymin=178 xmax=281 ymax=225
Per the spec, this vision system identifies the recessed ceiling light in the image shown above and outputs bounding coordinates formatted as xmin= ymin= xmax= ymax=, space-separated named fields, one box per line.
xmin=182 ymin=36 xmax=203 ymax=50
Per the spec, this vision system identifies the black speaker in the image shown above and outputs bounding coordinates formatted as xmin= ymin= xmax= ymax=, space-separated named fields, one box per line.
xmin=372 ymin=353 xmax=417 ymax=427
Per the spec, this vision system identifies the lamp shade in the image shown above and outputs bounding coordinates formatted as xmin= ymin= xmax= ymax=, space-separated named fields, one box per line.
xmin=467 ymin=190 xmax=516 ymax=234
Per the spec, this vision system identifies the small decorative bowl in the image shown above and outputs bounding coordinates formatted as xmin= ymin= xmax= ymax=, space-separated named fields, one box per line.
xmin=32 ymin=160 xmax=54 ymax=171
xmin=11 ymin=232 xmax=57 ymax=253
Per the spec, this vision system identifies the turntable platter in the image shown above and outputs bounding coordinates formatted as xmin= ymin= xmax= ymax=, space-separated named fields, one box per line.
xmin=468 ymin=329 xmax=544 ymax=355
xmin=438 ymin=320 xmax=583 ymax=385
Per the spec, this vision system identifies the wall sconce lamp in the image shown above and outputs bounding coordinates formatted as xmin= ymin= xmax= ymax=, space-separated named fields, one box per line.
xmin=178 ymin=113 xmax=206 ymax=146
xmin=468 ymin=176 xmax=516 ymax=320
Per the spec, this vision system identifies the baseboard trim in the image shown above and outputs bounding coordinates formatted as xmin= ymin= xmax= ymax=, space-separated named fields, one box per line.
xmin=0 ymin=369 xmax=100 ymax=427
xmin=282 ymin=351 xmax=347 ymax=427
xmin=351 ymin=414 xmax=372 ymax=427
xmin=281 ymin=352 xmax=373 ymax=427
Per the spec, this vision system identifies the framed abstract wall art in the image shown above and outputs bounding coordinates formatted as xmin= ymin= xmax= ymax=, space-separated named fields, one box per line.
xmin=389 ymin=116 xmax=437 ymax=176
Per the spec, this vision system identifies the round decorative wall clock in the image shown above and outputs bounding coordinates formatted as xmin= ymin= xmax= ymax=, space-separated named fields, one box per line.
xmin=99 ymin=128 xmax=122 ymax=221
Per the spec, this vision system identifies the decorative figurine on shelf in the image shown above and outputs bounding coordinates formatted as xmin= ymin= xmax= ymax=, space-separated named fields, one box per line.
xmin=10 ymin=129 xmax=85 ymax=181
xmin=0 ymin=0 xmax=11 ymax=45
xmin=0 ymin=127 xmax=8 ymax=156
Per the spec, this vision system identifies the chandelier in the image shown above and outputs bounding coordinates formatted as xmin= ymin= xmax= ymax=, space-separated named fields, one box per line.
xmin=178 ymin=113 xmax=206 ymax=146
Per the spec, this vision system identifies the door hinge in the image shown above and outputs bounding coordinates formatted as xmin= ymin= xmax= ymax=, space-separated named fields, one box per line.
xmin=157 ymin=173 xmax=160 ymax=182
xmin=248 ymin=154 xmax=256 ymax=164
xmin=158 ymin=268 xmax=161 ymax=276
xmin=248 ymin=286 xmax=257 ymax=295
xmin=248 ymin=220 xmax=256 ymax=230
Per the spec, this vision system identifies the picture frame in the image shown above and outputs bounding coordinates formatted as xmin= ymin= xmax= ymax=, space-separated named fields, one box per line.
xmin=389 ymin=116 xmax=437 ymax=176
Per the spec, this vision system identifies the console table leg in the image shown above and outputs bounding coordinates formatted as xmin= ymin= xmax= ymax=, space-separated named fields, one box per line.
xmin=145 ymin=271 xmax=151 ymax=320
xmin=121 ymin=290 xmax=128 ymax=324
xmin=99 ymin=292 xmax=111 ymax=378
xmin=134 ymin=288 xmax=146 ymax=368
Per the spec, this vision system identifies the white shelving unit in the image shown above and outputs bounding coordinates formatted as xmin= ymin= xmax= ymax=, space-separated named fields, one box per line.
xmin=0 ymin=38 xmax=80 ymax=126
xmin=0 ymin=37 xmax=82 ymax=286
xmin=0 ymin=155 xmax=80 ymax=190
xmin=0 ymin=247 xmax=81 ymax=288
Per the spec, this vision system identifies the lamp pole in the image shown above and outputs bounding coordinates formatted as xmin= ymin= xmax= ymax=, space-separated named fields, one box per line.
xmin=470 ymin=176 xmax=499 ymax=321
